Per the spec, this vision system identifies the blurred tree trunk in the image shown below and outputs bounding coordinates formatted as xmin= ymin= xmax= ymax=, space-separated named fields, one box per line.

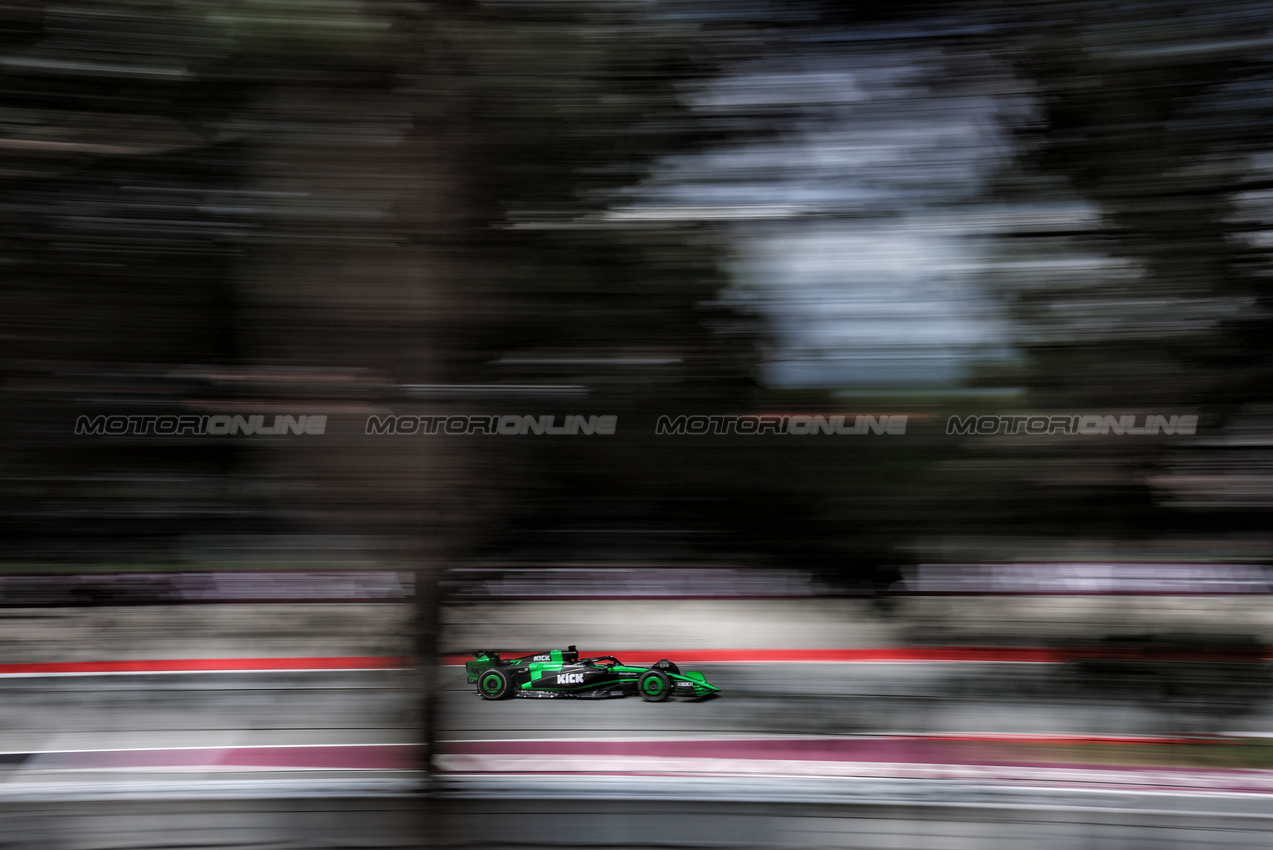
xmin=234 ymin=3 xmax=499 ymax=844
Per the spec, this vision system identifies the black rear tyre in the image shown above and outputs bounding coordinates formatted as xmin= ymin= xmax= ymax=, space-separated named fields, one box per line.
xmin=638 ymin=669 xmax=671 ymax=702
xmin=478 ymin=667 xmax=512 ymax=700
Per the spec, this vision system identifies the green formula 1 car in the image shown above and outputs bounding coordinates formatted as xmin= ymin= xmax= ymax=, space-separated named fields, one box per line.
xmin=465 ymin=646 xmax=720 ymax=701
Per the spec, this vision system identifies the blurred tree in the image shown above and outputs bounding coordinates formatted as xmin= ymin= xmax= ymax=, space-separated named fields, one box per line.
xmin=1002 ymin=0 xmax=1273 ymax=410
xmin=954 ymin=0 xmax=1273 ymax=543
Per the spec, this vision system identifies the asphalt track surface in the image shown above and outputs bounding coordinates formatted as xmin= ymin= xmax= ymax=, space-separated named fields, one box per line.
xmin=3 ymin=660 xmax=1269 ymax=754
xmin=0 ymin=662 xmax=1265 ymax=786
xmin=0 ymin=659 xmax=1269 ymax=748
xmin=5 ymin=778 xmax=1273 ymax=850
xmin=3 ymin=590 xmax=1273 ymax=848
xmin=440 ymin=661 xmax=1273 ymax=739
xmin=0 ymin=663 xmax=1269 ymax=847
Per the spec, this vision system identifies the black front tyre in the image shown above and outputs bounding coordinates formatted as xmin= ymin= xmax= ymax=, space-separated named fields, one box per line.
xmin=478 ymin=667 xmax=512 ymax=700
xmin=638 ymin=669 xmax=671 ymax=702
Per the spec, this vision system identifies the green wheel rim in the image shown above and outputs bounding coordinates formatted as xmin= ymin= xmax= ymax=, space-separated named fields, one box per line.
xmin=481 ymin=674 xmax=502 ymax=694
xmin=643 ymin=677 xmax=665 ymax=694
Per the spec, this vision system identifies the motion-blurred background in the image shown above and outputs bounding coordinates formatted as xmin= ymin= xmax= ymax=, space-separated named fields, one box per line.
xmin=3 ymin=0 xmax=1273 ymax=847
